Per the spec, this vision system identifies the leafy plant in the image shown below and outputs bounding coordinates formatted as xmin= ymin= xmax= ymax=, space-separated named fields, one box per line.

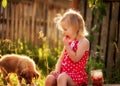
xmin=86 ymin=45 xmax=105 ymax=84
xmin=1 ymin=0 xmax=7 ymax=8
xmin=88 ymin=0 xmax=106 ymax=24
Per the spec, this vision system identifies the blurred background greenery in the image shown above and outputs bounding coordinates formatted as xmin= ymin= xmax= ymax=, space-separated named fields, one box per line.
xmin=0 ymin=0 xmax=120 ymax=85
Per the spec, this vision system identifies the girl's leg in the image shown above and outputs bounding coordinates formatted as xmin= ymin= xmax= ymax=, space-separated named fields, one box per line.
xmin=57 ymin=73 xmax=76 ymax=86
xmin=44 ymin=75 xmax=57 ymax=86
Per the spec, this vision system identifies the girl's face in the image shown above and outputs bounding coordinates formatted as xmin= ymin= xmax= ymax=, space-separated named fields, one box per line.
xmin=61 ymin=22 xmax=77 ymax=40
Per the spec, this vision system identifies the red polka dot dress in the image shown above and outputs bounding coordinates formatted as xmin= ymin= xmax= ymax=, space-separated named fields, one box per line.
xmin=60 ymin=40 xmax=89 ymax=86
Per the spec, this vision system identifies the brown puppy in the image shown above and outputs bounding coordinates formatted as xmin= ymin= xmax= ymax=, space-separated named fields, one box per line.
xmin=0 ymin=54 xmax=39 ymax=86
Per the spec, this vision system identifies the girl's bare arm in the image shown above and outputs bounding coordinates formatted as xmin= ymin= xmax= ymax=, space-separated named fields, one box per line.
xmin=55 ymin=47 xmax=65 ymax=73
xmin=65 ymin=38 xmax=89 ymax=62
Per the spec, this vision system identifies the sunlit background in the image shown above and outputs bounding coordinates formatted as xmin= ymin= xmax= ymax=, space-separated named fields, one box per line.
xmin=0 ymin=0 xmax=120 ymax=85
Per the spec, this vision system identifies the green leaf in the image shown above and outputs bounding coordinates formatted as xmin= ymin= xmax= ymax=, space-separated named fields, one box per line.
xmin=96 ymin=45 xmax=101 ymax=50
xmin=2 ymin=0 xmax=7 ymax=8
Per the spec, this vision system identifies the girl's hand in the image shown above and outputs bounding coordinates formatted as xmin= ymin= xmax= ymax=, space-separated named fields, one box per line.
xmin=50 ymin=71 xmax=60 ymax=77
xmin=50 ymin=70 xmax=60 ymax=75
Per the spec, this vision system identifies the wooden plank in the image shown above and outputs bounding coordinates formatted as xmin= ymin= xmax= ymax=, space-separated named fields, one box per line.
xmin=46 ymin=8 xmax=50 ymax=45
xmin=0 ymin=5 xmax=2 ymax=39
xmin=24 ymin=3 xmax=29 ymax=42
xmin=31 ymin=0 xmax=37 ymax=44
xmin=27 ymin=17 xmax=30 ymax=42
xmin=18 ymin=3 xmax=23 ymax=40
xmin=100 ymin=4 xmax=110 ymax=61
xmin=53 ymin=10 xmax=57 ymax=46
xmin=72 ymin=0 xmax=79 ymax=10
xmin=85 ymin=1 xmax=94 ymax=57
xmin=35 ymin=17 xmax=40 ymax=45
xmin=6 ymin=3 xmax=10 ymax=39
xmin=14 ymin=3 xmax=18 ymax=41
xmin=35 ymin=1 xmax=41 ymax=45
xmin=1 ymin=7 xmax=3 ymax=39
xmin=34 ymin=19 xmax=37 ymax=45
xmin=4 ymin=6 xmax=7 ymax=39
xmin=79 ymin=0 xmax=85 ymax=17
xmin=21 ymin=3 xmax=24 ymax=41
xmin=36 ymin=2 xmax=43 ymax=45
xmin=23 ymin=2 xmax=30 ymax=42
xmin=115 ymin=3 xmax=120 ymax=69
xmin=1 ymin=7 xmax=5 ymax=40
xmin=116 ymin=18 xmax=120 ymax=68
xmin=34 ymin=0 xmax=39 ymax=45
xmin=17 ymin=3 xmax=20 ymax=40
xmin=2 ymin=6 xmax=7 ymax=40
xmin=85 ymin=1 xmax=92 ymax=34
xmin=90 ymin=13 xmax=100 ymax=56
xmin=26 ymin=3 xmax=32 ymax=43
xmin=107 ymin=2 xmax=119 ymax=82
xmin=26 ymin=4 xmax=29 ymax=43
xmin=48 ymin=0 xmax=71 ymax=9
xmin=23 ymin=3 xmax=25 ymax=41
xmin=47 ymin=9 xmax=60 ymax=47
xmin=10 ymin=3 xmax=14 ymax=41
xmin=47 ymin=9 xmax=54 ymax=46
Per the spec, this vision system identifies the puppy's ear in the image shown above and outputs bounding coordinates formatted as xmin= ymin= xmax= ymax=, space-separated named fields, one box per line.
xmin=34 ymin=72 xmax=39 ymax=79
xmin=20 ymin=70 xmax=26 ymax=77
xmin=0 ymin=55 xmax=2 ymax=58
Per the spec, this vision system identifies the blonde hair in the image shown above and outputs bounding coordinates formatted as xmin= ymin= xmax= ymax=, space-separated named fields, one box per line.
xmin=54 ymin=9 xmax=88 ymax=37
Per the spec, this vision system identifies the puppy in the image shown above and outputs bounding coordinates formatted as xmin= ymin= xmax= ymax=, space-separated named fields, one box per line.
xmin=0 ymin=54 xmax=39 ymax=86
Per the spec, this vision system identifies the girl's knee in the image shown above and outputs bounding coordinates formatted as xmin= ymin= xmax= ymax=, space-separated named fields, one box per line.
xmin=45 ymin=75 xmax=55 ymax=82
xmin=45 ymin=75 xmax=56 ymax=86
xmin=57 ymin=73 xmax=67 ymax=82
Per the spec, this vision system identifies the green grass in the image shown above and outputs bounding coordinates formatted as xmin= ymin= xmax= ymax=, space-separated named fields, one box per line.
xmin=0 ymin=69 xmax=45 ymax=86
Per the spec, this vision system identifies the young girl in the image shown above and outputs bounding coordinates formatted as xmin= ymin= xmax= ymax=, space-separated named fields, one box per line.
xmin=44 ymin=9 xmax=89 ymax=86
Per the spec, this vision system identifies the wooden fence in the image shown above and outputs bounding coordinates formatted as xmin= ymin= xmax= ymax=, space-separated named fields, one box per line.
xmin=79 ymin=1 xmax=119 ymax=56
xmin=0 ymin=0 xmax=68 ymax=46
xmin=78 ymin=0 xmax=120 ymax=83
xmin=0 ymin=0 xmax=120 ymax=83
